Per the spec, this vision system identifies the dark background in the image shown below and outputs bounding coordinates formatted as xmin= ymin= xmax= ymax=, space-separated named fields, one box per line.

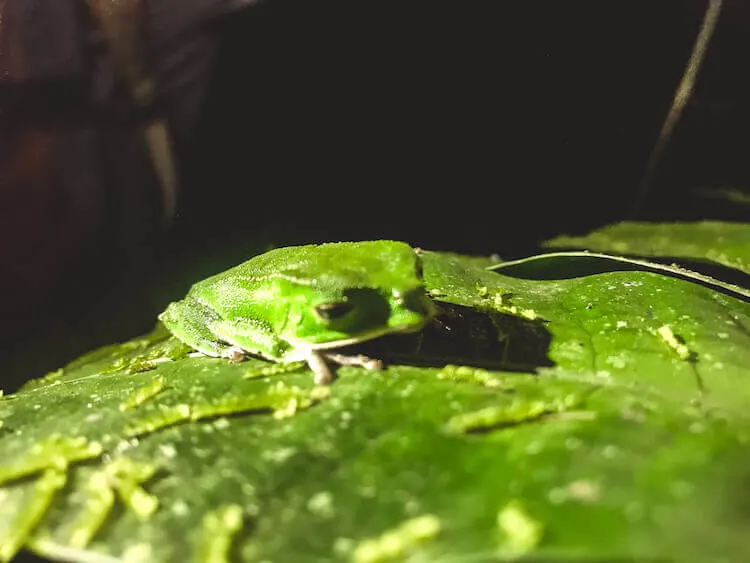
xmin=1 ymin=0 xmax=748 ymax=392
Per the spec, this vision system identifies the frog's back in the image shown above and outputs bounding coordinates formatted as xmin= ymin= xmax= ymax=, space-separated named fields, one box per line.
xmin=208 ymin=240 xmax=416 ymax=286
xmin=189 ymin=244 xmax=315 ymax=292
xmin=233 ymin=244 xmax=320 ymax=278
xmin=272 ymin=241 xmax=418 ymax=289
xmin=189 ymin=240 xmax=420 ymax=311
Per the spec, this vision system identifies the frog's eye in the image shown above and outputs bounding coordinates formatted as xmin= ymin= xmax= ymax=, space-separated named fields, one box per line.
xmin=314 ymin=301 xmax=354 ymax=321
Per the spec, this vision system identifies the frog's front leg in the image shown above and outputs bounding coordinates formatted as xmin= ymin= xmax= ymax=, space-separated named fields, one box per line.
xmin=305 ymin=350 xmax=336 ymax=385
xmin=304 ymin=350 xmax=383 ymax=385
xmin=159 ymin=298 xmax=230 ymax=357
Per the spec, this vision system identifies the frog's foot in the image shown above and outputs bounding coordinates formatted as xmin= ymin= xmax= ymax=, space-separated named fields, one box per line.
xmin=324 ymin=353 xmax=383 ymax=371
xmin=223 ymin=346 xmax=247 ymax=363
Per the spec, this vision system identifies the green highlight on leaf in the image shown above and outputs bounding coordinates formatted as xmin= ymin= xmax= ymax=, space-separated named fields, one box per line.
xmin=192 ymin=504 xmax=244 ymax=563
xmin=124 ymin=404 xmax=191 ymax=438
xmin=117 ymin=338 xmax=193 ymax=376
xmin=445 ymin=394 xmax=593 ymax=435
xmin=352 ymin=514 xmax=441 ymax=563
xmin=475 ymin=285 xmax=540 ymax=320
xmin=436 ymin=364 xmax=510 ymax=389
xmin=655 ymin=325 xmax=696 ymax=362
xmin=496 ymin=499 xmax=543 ymax=557
xmin=0 ymin=469 xmax=66 ymax=562
xmin=445 ymin=401 xmax=547 ymax=434
xmin=476 ymin=285 xmax=510 ymax=307
xmin=0 ymin=435 xmax=103 ymax=486
xmin=30 ymin=458 xmax=158 ymax=554
xmin=105 ymin=457 xmax=159 ymax=520
xmin=125 ymin=383 xmax=330 ymax=438
xmin=119 ymin=375 xmax=166 ymax=411
xmin=64 ymin=470 xmax=116 ymax=549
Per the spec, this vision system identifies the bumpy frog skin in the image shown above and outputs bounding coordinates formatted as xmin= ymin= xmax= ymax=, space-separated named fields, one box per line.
xmin=159 ymin=241 xmax=435 ymax=384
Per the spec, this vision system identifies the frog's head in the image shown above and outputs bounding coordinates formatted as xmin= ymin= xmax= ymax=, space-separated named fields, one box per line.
xmin=291 ymin=284 xmax=436 ymax=349
xmin=280 ymin=241 xmax=436 ymax=348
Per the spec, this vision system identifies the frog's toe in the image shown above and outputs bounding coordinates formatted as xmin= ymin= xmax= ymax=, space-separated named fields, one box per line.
xmin=223 ymin=346 xmax=247 ymax=363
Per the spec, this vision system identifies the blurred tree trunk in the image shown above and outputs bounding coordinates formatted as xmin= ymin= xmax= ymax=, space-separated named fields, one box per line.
xmin=0 ymin=0 xmax=259 ymax=390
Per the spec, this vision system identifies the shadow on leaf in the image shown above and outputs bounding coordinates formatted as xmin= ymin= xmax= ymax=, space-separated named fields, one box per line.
xmin=348 ymin=303 xmax=554 ymax=373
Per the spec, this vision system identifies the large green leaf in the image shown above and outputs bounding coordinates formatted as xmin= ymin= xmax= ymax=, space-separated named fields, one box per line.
xmin=544 ymin=220 xmax=750 ymax=275
xmin=2 ymin=242 xmax=750 ymax=562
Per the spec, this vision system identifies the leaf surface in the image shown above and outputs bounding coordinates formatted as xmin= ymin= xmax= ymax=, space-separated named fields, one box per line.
xmin=2 ymin=240 xmax=750 ymax=562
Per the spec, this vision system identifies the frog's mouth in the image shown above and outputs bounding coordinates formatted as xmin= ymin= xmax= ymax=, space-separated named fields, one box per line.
xmin=298 ymin=320 xmax=430 ymax=352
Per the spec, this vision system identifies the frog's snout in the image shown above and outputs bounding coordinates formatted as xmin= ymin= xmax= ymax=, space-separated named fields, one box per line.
xmin=397 ymin=288 xmax=437 ymax=318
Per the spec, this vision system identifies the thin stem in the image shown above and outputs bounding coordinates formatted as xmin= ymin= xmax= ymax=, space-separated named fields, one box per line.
xmin=631 ymin=0 xmax=723 ymax=216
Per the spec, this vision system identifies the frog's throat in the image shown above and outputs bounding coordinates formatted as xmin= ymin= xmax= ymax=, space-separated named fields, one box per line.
xmin=286 ymin=322 xmax=427 ymax=352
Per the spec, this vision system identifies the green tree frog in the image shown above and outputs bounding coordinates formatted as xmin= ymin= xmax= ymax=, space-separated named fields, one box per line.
xmin=159 ymin=241 xmax=436 ymax=384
